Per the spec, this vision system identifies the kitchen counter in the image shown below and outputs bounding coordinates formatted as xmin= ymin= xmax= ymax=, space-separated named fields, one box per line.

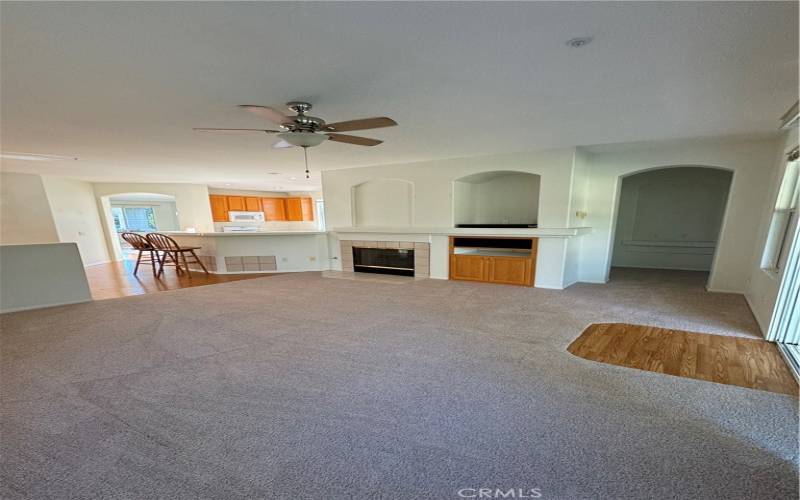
xmin=167 ymin=231 xmax=329 ymax=274
xmin=163 ymin=231 xmax=325 ymax=237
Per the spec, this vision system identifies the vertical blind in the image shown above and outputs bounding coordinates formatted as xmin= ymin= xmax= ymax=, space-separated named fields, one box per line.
xmin=767 ymin=148 xmax=800 ymax=344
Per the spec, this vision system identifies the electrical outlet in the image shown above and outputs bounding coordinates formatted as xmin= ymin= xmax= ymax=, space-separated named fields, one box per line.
xmin=281 ymin=257 xmax=288 ymax=262
xmin=309 ymin=256 xmax=316 ymax=262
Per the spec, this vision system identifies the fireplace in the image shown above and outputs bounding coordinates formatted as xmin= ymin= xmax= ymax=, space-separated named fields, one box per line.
xmin=353 ymin=247 xmax=415 ymax=276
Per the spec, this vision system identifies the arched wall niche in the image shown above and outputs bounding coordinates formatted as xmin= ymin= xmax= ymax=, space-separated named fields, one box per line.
xmin=351 ymin=179 xmax=414 ymax=227
xmin=452 ymin=171 xmax=541 ymax=226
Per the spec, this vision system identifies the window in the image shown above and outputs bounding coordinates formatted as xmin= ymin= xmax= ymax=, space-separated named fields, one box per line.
xmin=113 ymin=206 xmax=158 ymax=232
xmin=762 ymin=149 xmax=800 ymax=273
xmin=315 ymin=199 xmax=326 ymax=231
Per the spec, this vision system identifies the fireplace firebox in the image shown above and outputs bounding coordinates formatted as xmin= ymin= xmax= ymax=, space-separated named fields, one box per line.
xmin=353 ymin=247 xmax=415 ymax=276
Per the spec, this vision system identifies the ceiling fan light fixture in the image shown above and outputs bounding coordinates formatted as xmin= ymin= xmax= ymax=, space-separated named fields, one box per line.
xmin=277 ymin=131 xmax=327 ymax=148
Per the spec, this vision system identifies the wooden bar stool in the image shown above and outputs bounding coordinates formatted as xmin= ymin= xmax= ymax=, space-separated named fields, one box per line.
xmin=146 ymin=233 xmax=209 ymax=278
xmin=120 ymin=232 xmax=159 ymax=276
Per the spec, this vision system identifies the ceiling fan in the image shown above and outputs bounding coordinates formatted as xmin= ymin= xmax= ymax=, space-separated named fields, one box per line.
xmin=194 ymin=101 xmax=397 ymax=149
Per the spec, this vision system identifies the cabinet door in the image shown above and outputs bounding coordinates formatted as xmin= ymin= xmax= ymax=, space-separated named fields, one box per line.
xmin=244 ymin=196 xmax=261 ymax=212
xmin=227 ymin=196 xmax=246 ymax=211
xmin=209 ymin=195 xmax=229 ymax=222
xmin=300 ymin=197 xmax=314 ymax=221
xmin=261 ymin=198 xmax=287 ymax=221
xmin=488 ymin=257 xmax=532 ymax=286
xmin=285 ymin=198 xmax=303 ymax=221
xmin=450 ymin=255 xmax=487 ymax=281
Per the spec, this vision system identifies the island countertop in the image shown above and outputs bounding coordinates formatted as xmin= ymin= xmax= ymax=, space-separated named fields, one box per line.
xmin=162 ymin=231 xmax=326 ymax=237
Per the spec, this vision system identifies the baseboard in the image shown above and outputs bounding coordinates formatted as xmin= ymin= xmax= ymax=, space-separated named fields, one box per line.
xmin=84 ymin=260 xmax=112 ymax=267
xmin=743 ymin=293 xmax=769 ymax=335
xmin=1 ymin=298 xmax=92 ymax=314
xmin=705 ymin=286 xmax=744 ymax=294
xmin=535 ymin=284 xmax=565 ymax=290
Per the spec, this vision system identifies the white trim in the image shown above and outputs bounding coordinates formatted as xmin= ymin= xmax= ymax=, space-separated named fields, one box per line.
xmin=705 ymin=286 xmax=745 ymax=294
xmin=743 ymin=293 xmax=769 ymax=335
xmin=1 ymin=298 xmax=92 ymax=314
xmin=776 ymin=344 xmax=800 ymax=384
xmin=84 ymin=259 xmax=112 ymax=267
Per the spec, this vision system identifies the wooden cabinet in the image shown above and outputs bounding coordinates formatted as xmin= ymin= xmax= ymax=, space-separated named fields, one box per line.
xmin=244 ymin=197 xmax=261 ymax=212
xmin=449 ymin=237 xmax=537 ymax=287
xmin=210 ymin=195 xmax=229 ymax=222
xmin=488 ymin=257 xmax=533 ymax=286
xmin=285 ymin=198 xmax=303 ymax=221
xmin=226 ymin=196 xmax=246 ymax=211
xmin=261 ymin=198 xmax=287 ymax=221
xmin=300 ymin=198 xmax=314 ymax=221
xmin=208 ymin=195 xmax=314 ymax=223
xmin=450 ymin=254 xmax=488 ymax=281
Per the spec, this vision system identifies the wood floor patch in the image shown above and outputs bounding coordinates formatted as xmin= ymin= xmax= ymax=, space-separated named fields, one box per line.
xmin=568 ymin=323 xmax=798 ymax=396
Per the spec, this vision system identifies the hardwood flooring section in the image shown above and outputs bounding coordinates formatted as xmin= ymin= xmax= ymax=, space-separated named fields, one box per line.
xmin=86 ymin=260 xmax=274 ymax=300
xmin=568 ymin=323 xmax=798 ymax=396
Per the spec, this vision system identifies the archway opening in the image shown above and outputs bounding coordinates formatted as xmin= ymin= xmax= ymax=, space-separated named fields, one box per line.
xmin=103 ymin=193 xmax=178 ymax=260
xmin=453 ymin=171 xmax=541 ymax=227
xmin=609 ymin=166 xmax=733 ymax=283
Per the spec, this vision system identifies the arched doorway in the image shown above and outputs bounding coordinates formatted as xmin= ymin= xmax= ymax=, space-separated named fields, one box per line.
xmin=609 ymin=166 xmax=733 ymax=284
xmin=102 ymin=193 xmax=179 ymax=260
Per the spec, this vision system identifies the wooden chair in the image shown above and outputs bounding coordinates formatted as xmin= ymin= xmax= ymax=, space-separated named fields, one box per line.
xmin=120 ymin=232 xmax=159 ymax=276
xmin=146 ymin=233 xmax=209 ymax=278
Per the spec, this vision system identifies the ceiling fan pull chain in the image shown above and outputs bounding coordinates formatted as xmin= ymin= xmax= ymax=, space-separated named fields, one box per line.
xmin=303 ymin=146 xmax=310 ymax=179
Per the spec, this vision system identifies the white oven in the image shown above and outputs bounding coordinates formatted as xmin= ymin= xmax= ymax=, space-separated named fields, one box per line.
xmin=228 ymin=211 xmax=265 ymax=222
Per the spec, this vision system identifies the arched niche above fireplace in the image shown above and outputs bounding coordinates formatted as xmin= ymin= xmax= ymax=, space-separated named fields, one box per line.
xmin=351 ymin=179 xmax=414 ymax=227
xmin=453 ymin=171 xmax=540 ymax=227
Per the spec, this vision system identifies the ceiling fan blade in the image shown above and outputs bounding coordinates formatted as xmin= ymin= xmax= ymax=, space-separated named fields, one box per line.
xmin=326 ymin=133 xmax=383 ymax=146
xmin=272 ymin=140 xmax=294 ymax=149
xmin=324 ymin=117 xmax=396 ymax=132
xmin=238 ymin=105 xmax=293 ymax=125
xmin=193 ymin=128 xmax=280 ymax=133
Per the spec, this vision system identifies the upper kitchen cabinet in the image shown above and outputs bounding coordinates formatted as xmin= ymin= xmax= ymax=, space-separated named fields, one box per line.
xmin=286 ymin=197 xmax=314 ymax=221
xmin=244 ymin=197 xmax=261 ymax=211
xmin=210 ymin=195 xmax=229 ymax=222
xmin=226 ymin=196 xmax=246 ymax=211
xmin=301 ymin=198 xmax=314 ymax=221
xmin=285 ymin=198 xmax=303 ymax=221
xmin=262 ymin=198 xmax=287 ymax=221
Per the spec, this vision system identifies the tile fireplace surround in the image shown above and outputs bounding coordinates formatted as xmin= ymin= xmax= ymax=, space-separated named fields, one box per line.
xmin=340 ymin=240 xmax=430 ymax=278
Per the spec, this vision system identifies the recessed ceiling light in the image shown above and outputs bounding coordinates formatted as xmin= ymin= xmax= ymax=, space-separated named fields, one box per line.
xmin=0 ymin=152 xmax=78 ymax=161
xmin=290 ymin=177 xmax=297 ymax=180
xmin=225 ymin=183 xmax=232 ymax=186
xmin=566 ymin=37 xmax=592 ymax=48
xmin=267 ymin=172 xmax=281 ymax=175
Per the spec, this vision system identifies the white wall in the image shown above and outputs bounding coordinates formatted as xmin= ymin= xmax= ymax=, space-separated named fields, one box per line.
xmin=745 ymin=129 xmax=800 ymax=331
xmin=42 ymin=177 xmax=111 ymax=265
xmin=353 ymin=179 xmax=413 ymax=227
xmin=453 ymin=172 xmax=540 ymax=225
xmin=0 ymin=172 xmax=59 ymax=245
xmin=576 ymin=137 xmax=784 ymax=292
xmin=322 ymin=148 xmax=576 ymax=230
xmin=611 ymin=167 xmax=732 ymax=271
xmin=0 ymin=243 xmax=92 ymax=312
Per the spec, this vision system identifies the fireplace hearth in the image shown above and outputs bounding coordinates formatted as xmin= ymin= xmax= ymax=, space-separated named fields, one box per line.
xmin=353 ymin=247 xmax=415 ymax=276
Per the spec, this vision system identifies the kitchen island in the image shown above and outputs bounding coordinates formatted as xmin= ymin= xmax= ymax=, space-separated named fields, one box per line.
xmin=165 ymin=231 xmax=328 ymax=273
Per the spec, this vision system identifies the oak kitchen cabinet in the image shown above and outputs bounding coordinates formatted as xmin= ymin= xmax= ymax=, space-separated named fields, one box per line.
xmin=209 ymin=195 xmax=314 ymax=223
xmin=210 ymin=195 xmax=229 ymax=222
xmin=261 ymin=198 xmax=287 ymax=221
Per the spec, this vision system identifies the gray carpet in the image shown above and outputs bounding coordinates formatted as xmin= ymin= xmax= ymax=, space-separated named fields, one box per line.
xmin=1 ymin=268 xmax=797 ymax=499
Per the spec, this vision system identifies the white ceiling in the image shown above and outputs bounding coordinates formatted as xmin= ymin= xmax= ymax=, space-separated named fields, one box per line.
xmin=1 ymin=2 xmax=797 ymax=191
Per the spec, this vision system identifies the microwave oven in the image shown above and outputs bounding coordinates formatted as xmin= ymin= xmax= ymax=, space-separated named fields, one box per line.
xmin=228 ymin=211 xmax=265 ymax=222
